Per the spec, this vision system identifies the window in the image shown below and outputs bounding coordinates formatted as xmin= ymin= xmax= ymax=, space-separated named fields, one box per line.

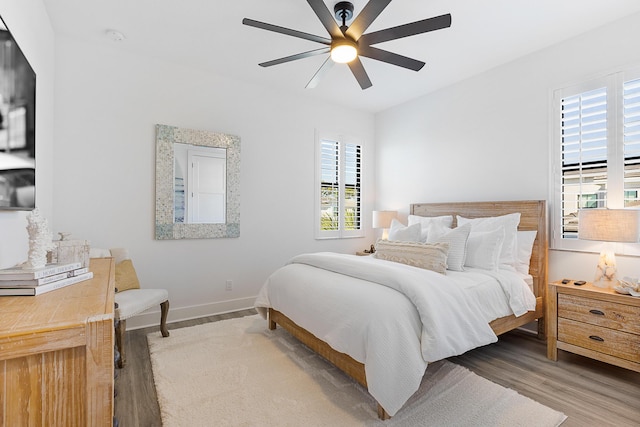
xmin=551 ymin=68 xmax=640 ymax=252
xmin=315 ymin=131 xmax=363 ymax=239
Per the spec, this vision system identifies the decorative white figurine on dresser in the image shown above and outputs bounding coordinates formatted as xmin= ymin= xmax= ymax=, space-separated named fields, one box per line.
xmin=24 ymin=208 xmax=55 ymax=269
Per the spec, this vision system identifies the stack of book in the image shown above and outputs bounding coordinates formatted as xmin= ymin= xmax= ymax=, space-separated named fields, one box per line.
xmin=0 ymin=262 xmax=93 ymax=296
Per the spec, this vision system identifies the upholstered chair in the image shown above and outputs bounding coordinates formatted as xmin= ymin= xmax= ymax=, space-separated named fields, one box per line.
xmin=90 ymin=247 xmax=169 ymax=368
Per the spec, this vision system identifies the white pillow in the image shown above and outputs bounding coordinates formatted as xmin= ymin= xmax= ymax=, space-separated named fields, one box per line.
xmin=407 ymin=215 xmax=454 ymax=242
xmin=516 ymin=230 xmax=537 ymax=275
xmin=388 ymin=219 xmax=421 ymax=242
xmin=457 ymin=213 xmax=521 ymax=270
xmin=465 ymin=228 xmax=505 ymax=271
xmin=426 ymin=222 xmax=471 ymax=271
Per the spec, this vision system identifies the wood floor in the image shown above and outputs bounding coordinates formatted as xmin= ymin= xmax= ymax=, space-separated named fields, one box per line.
xmin=115 ymin=310 xmax=640 ymax=426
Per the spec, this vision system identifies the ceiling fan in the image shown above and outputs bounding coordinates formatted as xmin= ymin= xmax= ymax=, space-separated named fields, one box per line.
xmin=242 ymin=0 xmax=452 ymax=90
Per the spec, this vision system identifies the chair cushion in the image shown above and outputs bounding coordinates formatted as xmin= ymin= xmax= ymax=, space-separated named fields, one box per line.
xmin=115 ymin=259 xmax=141 ymax=292
xmin=115 ymin=288 xmax=169 ymax=320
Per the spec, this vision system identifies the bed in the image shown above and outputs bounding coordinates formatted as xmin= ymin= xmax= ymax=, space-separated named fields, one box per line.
xmin=255 ymin=200 xmax=547 ymax=419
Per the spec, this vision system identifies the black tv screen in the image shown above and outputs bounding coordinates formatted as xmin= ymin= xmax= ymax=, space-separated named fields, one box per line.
xmin=0 ymin=15 xmax=35 ymax=210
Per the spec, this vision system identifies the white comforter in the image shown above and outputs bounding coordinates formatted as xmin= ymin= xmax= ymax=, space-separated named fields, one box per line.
xmin=254 ymin=252 xmax=535 ymax=416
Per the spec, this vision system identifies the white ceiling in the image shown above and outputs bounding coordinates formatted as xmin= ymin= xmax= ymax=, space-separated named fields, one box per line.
xmin=42 ymin=0 xmax=640 ymax=113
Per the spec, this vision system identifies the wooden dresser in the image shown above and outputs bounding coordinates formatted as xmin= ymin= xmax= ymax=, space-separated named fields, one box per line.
xmin=0 ymin=257 xmax=115 ymax=426
xmin=547 ymin=280 xmax=640 ymax=373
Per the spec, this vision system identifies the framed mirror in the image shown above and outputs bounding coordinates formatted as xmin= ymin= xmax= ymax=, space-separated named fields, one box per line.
xmin=155 ymin=124 xmax=240 ymax=239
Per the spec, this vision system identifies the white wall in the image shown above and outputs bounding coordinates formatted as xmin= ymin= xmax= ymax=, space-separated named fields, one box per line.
xmin=9 ymin=3 xmax=639 ymax=328
xmin=52 ymin=35 xmax=375 ymax=326
xmin=375 ymin=12 xmax=640 ymax=283
xmin=0 ymin=0 xmax=55 ymax=269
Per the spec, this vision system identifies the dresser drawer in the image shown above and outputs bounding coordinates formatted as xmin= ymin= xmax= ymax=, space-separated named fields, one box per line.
xmin=558 ymin=294 xmax=640 ymax=335
xmin=558 ymin=317 xmax=640 ymax=363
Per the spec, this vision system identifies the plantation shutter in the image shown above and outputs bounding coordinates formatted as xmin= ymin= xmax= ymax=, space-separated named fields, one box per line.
xmin=623 ymin=77 xmax=640 ymax=207
xmin=316 ymin=132 xmax=364 ymax=239
xmin=320 ymin=139 xmax=340 ymax=232
xmin=343 ymin=143 xmax=361 ymax=232
xmin=553 ymin=69 xmax=640 ymax=255
xmin=560 ymin=87 xmax=608 ymax=239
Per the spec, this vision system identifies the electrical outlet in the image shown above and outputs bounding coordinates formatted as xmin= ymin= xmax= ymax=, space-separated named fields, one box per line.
xmin=225 ymin=280 xmax=233 ymax=291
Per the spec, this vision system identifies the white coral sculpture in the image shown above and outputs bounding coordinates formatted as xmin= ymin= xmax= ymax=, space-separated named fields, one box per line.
xmin=24 ymin=209 xmax=55 ymax=269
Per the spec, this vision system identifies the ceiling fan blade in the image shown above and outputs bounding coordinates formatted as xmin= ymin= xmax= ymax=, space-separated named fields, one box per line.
xmin=242 ymin=18 xmax=331 ymax=45
xmin=259 ymin=47 xmax=331 ymax=68
xmin=347 ymin=57 xmax=373 ymax=90
xmin=345 ymin=0 xmax=392 ymax=40
xmin=358 ymin=45 xmax=425 ymax=71
xmin=358 ymin=13 xmax=452 ymax=46
xmin=306 ymin=0 xmax=344 ymax=39
xmin=306 ymin=57 xmax=335 ymax=89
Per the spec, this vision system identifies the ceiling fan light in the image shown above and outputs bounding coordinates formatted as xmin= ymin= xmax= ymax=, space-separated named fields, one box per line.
xmin=331 ymin=42 xmax=357 ymax=63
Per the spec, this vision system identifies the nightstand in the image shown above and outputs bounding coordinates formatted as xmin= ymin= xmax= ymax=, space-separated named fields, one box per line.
xmin=547 ymin=280 xmax=640 ymax=373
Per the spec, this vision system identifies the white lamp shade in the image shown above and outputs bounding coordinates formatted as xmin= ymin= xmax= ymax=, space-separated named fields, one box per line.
xmin=372 ymin=210 xmax=397 ymax=229
xmin=578 ymin=209 xmax=640 ymax=242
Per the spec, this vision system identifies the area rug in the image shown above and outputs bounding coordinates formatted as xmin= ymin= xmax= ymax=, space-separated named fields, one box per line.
xmin=147 ymin=315 xmax=566 ymax=427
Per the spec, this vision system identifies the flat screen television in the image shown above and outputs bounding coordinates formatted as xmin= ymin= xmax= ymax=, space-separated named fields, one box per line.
xmin=0 ymin=15 xmax=35 ymax=210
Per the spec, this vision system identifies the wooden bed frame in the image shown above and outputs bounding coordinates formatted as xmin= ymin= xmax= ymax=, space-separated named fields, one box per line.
xmin=268 ymin=200 xmax=548 ymax=420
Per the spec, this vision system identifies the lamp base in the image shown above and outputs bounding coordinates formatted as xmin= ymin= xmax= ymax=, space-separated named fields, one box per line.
xmin=593 ymin=278 xmax=616 ymax=288
xmin=594 ymin=251 xmax=617 ymax=288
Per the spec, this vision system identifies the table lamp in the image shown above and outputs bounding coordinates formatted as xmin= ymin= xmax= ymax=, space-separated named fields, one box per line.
xmin=372 ymin=210 xmax=397 ymax=241
xmin=578 ymin=208 xmax=640 ymax=287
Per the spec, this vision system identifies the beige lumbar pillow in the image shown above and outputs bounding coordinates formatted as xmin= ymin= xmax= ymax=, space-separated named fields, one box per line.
xmin=115 ymin=259 xmax=141 ymax=292
xmin=375 ymin=240 xmax=450 ymax=274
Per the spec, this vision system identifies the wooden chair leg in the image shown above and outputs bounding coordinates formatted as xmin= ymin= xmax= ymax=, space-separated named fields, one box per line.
xmin=268 ymin=308 xmax=277 ymax=330
xmin=160 ymin=300 xmax=170 ymax=338
xmin=115 ymin=318 xmax=126 ymax=368
xmin=377 ymin=404 xmax=390 ymax=420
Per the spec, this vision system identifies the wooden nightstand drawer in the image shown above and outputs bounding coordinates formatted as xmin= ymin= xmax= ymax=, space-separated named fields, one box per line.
xmin=558 ymin=317 xmax=640 ymax=363
xmin=558 ymin=293 xmax=640 ymax=335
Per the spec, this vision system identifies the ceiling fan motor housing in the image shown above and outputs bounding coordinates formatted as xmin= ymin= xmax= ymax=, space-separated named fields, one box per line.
xmin=334 ymin=2 xmax=354 ymax=23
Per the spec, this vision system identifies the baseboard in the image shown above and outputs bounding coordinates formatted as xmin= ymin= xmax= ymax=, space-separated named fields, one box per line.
xmin=124 ymin=296 xmax=256 ymax=331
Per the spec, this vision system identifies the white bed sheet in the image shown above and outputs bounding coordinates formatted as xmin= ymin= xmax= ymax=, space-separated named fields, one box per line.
xmin=255 ymin=253 xmax=536 ymax=416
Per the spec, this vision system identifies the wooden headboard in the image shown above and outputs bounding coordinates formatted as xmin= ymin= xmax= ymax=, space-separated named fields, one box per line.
xmin=410 ymin=200 xmax=548 ymax=302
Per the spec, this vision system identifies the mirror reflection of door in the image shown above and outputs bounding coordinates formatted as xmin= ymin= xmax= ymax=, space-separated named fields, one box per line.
xmin=188 ymin=148 xmax=226 ymax=223
xmin=173 ymin=143 xmax=226 ymax=224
